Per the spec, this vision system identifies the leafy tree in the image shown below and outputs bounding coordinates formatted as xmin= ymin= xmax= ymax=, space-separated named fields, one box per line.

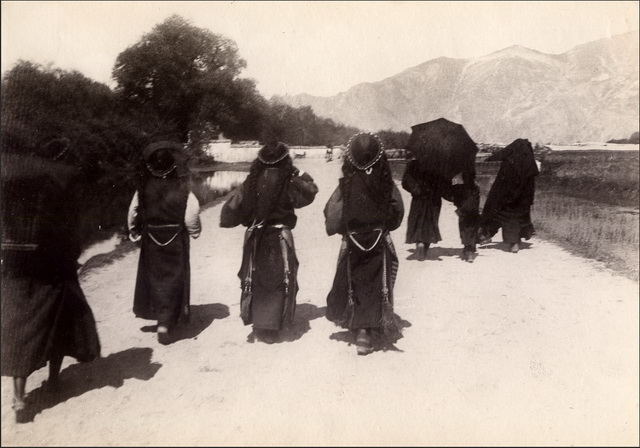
xmin=1 ymin=60 xmax=144 ymax=170
xmin=113 ymin=15 xmax=259 ymax=143
xmin=261 ymin=100 xmax=360 ymax=146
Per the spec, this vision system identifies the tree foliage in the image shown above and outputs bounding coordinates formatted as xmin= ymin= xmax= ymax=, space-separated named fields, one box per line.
xmin=261 ymin=100 xmax=360 ymax=146
xmin=1 ymin=60 xmax=147 ymax=172
xmin=113 ymin=15 xmax=261 ymax=143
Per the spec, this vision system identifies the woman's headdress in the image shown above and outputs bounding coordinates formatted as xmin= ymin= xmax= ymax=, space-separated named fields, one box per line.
xmin=258 ymin=141 xmax=289 ymax=165
xmin=346 ymin=133 xmax=385 ymax=172
xmin=143 ymin=141 xmax=186 ymax=178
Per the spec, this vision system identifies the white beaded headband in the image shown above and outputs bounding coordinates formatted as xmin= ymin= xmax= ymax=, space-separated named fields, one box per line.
xmin=346 ymin=132 xmax=385 ymax=171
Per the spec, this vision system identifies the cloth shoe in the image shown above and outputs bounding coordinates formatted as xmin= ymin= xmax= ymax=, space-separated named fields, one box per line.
xmin=157 ymin=325 xmax=171 ymax=345
xmin=12 ymin=398 xmax=28 ymax=424
xmin=356 ymin=329 xmax=374 ymax=355
xmin=462 ymin=245 xmax=477 ymax=262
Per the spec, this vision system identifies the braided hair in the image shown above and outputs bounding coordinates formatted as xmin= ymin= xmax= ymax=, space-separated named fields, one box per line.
xmin=246 ymin=154 xmax=295 ymax=222
xmin=341 ymin=133 xmax=395 ymax=230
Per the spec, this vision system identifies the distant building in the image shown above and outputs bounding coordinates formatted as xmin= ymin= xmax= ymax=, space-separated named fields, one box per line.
xmin=202 ymin=133 xmax=232 ymax=159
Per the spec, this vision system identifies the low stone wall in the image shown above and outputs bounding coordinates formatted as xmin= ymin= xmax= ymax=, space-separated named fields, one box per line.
xmin=210 ymin=145 xmax=338 ymax=162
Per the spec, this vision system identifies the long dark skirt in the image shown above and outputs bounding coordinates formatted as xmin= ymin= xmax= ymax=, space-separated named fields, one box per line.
xmin=238 ymin=227 xmax=298 ymax=331
xmin=405 ymin=195 xmax=442 ymax=244
xmin=326 ymin=231 xmax=398 ymax=331
xmin=481 ymin=207 xmax=535 ymax=244
xmin=452 ymin=185 xmax=480 ymax=247
xmin=1 ymin=270 xmax=101 ymax=377
xmin=133 ymin=227 xmax=191 ymax=327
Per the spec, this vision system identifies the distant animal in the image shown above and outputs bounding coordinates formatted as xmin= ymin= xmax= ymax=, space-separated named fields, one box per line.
xmin=325 ymin=147 xmax=333 ymax=162
xmin=293 ymin=150 xmax=306 ymax=159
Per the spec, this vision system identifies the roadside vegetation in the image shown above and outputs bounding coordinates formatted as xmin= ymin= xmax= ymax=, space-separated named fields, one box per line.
xmin=528 ymin=150 xmax=639 ymax=281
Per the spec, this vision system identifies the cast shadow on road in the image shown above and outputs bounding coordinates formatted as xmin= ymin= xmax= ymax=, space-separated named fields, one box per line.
xmin=406 ymin=246 xmax=462 ymax=261
xmin=140 ymin=303 xmax=230 ymax=343
xmin=247 ymin=303 xmax=326 ymax=344
xmin=329 ymin=314 xmax=412 ymax=353
xmin=478 ymin=241 xmax=533 ymax=253
xmin=20 ymin=347 xmax=162 ymax=423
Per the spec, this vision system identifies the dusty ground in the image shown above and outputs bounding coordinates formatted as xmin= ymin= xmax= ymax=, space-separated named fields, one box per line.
xmin=2 ymin=159 xmax=638 ymax=446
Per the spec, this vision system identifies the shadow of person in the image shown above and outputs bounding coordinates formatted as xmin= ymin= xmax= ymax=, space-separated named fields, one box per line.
xmin=405 ymin=248 xmax=421 ymax=261
xmin=407 ymin=246 xmax=461 ymax=261
xmin=248 ymin=303 xmax=325 ymax=344
xmin=279 ymin=303 xmax=326 ymax=343
xmin=170 ymin=303 xmax=230 ymax=343
xmin=329 ymin=314 xmax=412 ymax=353
xmin=329 ymin=329 xmax=356 ymax=345
xmin=480 ymin=241 xmax=533 ymax=253
xmin=21 ymin=347 xmax=162 ymax=423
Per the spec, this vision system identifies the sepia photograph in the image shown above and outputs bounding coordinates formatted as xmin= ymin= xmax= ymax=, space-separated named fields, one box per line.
xmin=1 ymin=1 xmax=638 ymax=446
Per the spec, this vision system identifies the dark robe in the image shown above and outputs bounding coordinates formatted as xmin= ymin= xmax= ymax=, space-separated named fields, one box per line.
xmin=1 ymin=154 xmax=101 ymax=377
xmin=480 ymin=139 xmax=539 ymax=243
xmin=324 ymin=170 xmax=404 ymax=332
xmin=442 ymin=171 xmax=480 ymax=248
xmin=402 ymin=159 xmax=442 ymax=244
xmin=132 ymin=176 xmax=192 ymax=327
xmin=220 ymin=167 xmax=318 ymax=330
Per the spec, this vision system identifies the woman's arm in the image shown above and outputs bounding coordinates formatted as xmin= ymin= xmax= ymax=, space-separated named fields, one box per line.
xmin=185 ymin=191 xmax=202 ymax=238
xmin=388 ymin=183 xmax=405 ymax=231
xmin=127 ymin=191 xmax=141 ymax=242
xmin=324 ymin=185 xmax=345 ymax=236
xmin=220 ymin=186 xmax=246 ymax=228
xmin=290 ymin=169 xmax=319 ymax=208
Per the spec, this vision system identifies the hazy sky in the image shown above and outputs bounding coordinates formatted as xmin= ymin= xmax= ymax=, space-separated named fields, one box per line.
xmin=2 ymin=1 xmax=638 ymax=97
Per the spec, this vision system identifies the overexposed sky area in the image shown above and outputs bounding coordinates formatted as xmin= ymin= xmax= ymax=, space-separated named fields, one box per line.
xmin=2 ymin=1 xmax=639 ymax=98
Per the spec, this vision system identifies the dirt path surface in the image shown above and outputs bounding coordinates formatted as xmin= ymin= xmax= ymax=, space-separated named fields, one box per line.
xmin=2 ymin=159 xmax=638 ymax=446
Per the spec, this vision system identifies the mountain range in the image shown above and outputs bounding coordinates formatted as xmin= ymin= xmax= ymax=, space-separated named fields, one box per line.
xmin=276 ymin=31 xmax=639 ymax=145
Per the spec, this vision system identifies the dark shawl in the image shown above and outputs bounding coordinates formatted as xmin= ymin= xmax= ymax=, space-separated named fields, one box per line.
xmin=2 ymin=154 xmax=100 ymax=377
xmin=482 ymin=138 xmax=539 ymax=218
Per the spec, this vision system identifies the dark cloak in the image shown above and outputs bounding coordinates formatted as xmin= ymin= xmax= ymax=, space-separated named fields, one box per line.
xmin=220 ymin=163 xmax=318 ymax=330
xmin=480 ymin=139 xmax=539 ymax=243
xmin=132 ymin=175 xmax=192 ymax=327
xmin=402 ymin=159 xmax=443 ymax=244
xmin=324 ymin=169 xmax=404 ymax=332
xmin=1 ymin=154 xmax=101 ymax=377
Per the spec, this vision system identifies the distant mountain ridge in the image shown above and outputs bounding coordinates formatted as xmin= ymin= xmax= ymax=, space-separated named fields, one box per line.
xmin=276 ymin=31 xmax=639 ymax=145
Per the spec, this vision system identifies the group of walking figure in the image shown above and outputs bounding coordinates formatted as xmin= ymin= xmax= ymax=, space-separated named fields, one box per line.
xmin=1 ymin=126 xmax=539 ymax=424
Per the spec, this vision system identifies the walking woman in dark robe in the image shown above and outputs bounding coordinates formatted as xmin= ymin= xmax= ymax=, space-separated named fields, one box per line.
xmin=402 ymin=158 xmax=443 ymax=260
xmin=1 ymin=138 xmax=101 ymax=423
xmin=127 ymin=141 xmax=202 ymax=345
xmin=478 ymin=138 xmax=539 ymax=253
xmin=220 ymin=142 xmax=318 ymax=344
xmin=324 ymin=133 xmax=405 ymax=355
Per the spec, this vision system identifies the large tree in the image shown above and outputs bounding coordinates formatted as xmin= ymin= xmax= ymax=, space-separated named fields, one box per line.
xmin=112 ymin=15 xmax=262 ymax=143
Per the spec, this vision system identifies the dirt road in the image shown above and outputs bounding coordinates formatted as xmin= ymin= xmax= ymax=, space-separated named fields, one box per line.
xmin=2 ymin=159 xmax=638 ymax=446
